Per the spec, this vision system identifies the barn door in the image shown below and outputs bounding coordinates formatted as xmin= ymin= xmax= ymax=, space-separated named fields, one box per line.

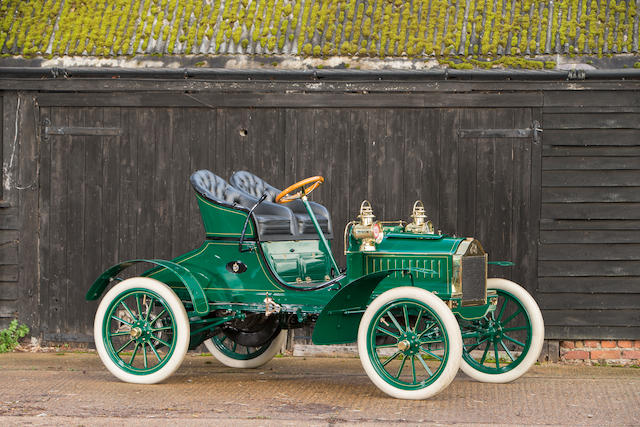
xmin=454 ymin=108 xmax=542 ymax=296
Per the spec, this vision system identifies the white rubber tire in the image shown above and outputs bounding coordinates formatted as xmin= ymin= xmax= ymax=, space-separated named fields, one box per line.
xmin=460 ymin=278 xmax=544 ymax=383
xmin=204 ymin=330 xmax=286 ymax=368
xmin=94 ymin=277 xmax=190 ymax=384
xmin=357 ymin=287 xmax=462 ymax=400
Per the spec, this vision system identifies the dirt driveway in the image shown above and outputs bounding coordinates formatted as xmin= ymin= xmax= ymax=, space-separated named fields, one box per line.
xmin=1 ymin=352 xmax=639 ymax=426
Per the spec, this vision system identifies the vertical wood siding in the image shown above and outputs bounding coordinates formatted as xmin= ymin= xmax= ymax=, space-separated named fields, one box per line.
xmin=33 ymin=99 xmax=540 ymax=342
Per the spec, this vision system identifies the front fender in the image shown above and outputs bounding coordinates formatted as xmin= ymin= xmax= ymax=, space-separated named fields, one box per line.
xmin=85 ymin=259 xmax=210 ymax=315
xmin=312 ymin=268 xmax=434 ymax=345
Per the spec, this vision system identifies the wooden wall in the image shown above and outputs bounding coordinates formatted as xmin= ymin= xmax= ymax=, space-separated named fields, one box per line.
xmin=0 ymin=78 xmax=638 ymax=342
xmin=538 ymin=91 xmax=640 ymax=340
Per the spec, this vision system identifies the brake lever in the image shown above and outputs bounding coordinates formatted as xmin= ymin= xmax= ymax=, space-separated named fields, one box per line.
xmin=239 ymin=193 xmax=268 ymax=253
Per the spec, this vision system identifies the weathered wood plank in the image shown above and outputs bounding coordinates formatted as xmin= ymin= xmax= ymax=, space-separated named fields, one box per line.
xmin=0 ymin=282 xmax=17 ymax=300
xmin=539 ymin=244 xmax=640 ymax=261
xmin=538 ymin=293 xmax=640 ymax=309
xmin=545 ymin=325 xmax=640 ymax=340
xmin=540 ymin=229 xmax=640 ymax=244
xmin=542 ymin=309 xmax=640 ymax=326
xmin=541 ymin=203 xmax=640 ymax=220
xmin=0 ymin=300 xmax=17 ymax=317
xmin=543 ymin=113 xmax=640 ymax=129
xmin=540 ymin=219 xmax=640 ymax=230
xmin=36 ymin=92 xmax=544 ymax=108
xmin=543 ymin=145 xmax=640 ymax=157
xmin=537 ymin=277 xmax=640 ymax=293
xmin=0 ymin=244 xmax=18 ymax=264
xmin=542 ymin=171 xmax=640 ymax=187
xmin=0 ymin=265 xmax=18 ymax=281
xmin=16 ymin=93 xmax=40 ymax=332
xmin=543 ymin=129 xmax=640 ymax=146
xmin=542 ymin=187 xmax=640 ymax=203
xmin=544 ymin=91 xmax=640 ymax=107
xmin=539 ymin=260 xmax=640 ymax=276
xmin=542 ymin=156 xmax=640 ymax=170
xmin=0 ymin=230 xmax=18 ymax=245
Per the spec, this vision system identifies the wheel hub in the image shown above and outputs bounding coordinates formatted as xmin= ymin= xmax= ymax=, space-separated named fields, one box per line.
xmin=129 ymin=327 xmax=142 ymax=338
xmin=398 ymin=332 xmax=421 ymax=355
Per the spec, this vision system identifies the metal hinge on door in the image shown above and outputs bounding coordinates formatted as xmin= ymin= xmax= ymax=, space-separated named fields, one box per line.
xmin=41 ymin=118 xmax=121 ymax=142
xmin=458 ymin=121 xmax=542 ymax=143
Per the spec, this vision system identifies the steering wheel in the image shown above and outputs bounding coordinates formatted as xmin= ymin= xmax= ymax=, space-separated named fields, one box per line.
xmin=275 ymin=176 xmax=324 ymax=203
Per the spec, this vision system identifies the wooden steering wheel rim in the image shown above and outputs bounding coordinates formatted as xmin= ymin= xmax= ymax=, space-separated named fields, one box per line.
xmin=275 ymin=176 xmax=325 ymax=203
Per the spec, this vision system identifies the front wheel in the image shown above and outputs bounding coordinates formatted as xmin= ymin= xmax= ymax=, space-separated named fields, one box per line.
xmin=357 ymin=287 xmax=462 ymax=400
xmin=459 ymin=278 xmax=544 ymax=383
xmin=94 ymin=277 xmax=190 ymax=384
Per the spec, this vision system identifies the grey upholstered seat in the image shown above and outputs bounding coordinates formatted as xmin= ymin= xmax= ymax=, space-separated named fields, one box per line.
xmin=230 ymin=171 xmax=333 ymax=238
xmin=190 ymin=170 xmax=294 ymax=236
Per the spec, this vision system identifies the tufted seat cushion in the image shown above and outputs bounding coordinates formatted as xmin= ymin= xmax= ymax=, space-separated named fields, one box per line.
xmin=230 ymin=171 xmax=332 ymax=238
xmin=190 ymin=170 xmax=294 ymax=237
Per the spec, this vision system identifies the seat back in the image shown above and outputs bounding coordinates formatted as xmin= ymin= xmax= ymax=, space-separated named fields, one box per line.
xmin=230 ymin=170 xmax=281 ymax=202
xmin=190 ymin=170 xmax=252 ymax=208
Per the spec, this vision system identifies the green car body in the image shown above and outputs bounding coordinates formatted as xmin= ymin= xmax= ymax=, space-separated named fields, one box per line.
xmin=87 ymin=187 xmax=497 ymax=349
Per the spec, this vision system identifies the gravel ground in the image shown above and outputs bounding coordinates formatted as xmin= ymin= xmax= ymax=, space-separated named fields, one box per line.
xmin=1 ymin=352 xmax=639 ymax=426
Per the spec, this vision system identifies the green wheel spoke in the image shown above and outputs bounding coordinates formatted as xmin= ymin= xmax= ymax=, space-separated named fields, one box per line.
xmin=480 ymin=341 xmax=491 ymax=364
xmin=420 ymin=338 xmax=444 ymax=345
xmin=152 ymin=336 xmax=171 ymax=348
xmin=151 ymin=326 xmax=173 ymax=332
xmin=382 ymin=350 xmax=401 ymax=366
xmin=417 ymin=322 xmax=436 ymax=339
xmin=461 ymin=331 xmax=483 ymax=340
xmin=374 ymin=343 xmax=399 ymax=349
xmin=503 ymin=334 xmax=525 ymax=348
xmin=395 ymin=356 xmax=407 ymax=379
xmin=502 ymin=326 xmax=527 ymax=332
xmin=120 ymin=301 xmax=138 ymax=322
xmin=502 ymin=308 xmax=523 ymax=326
xmin=494 ymin=341 xmax=500 ymax=369
xmin=402 ymin=305 xmax=410 ymax=332
xmin=419 ymin=346 xmax=443 ymax=361
xmin=129 ymin=343 xmax=140 ymax=365
xmin=116 ymin=338 xmax=134 ymax=353
xmin=143 ymin=344 xmax=148 ymax=369
xmin=148 ymin=341 xmax=162 ymax=362
xmin=376 ymin=326 xmax=400 ymax=340
xmin=232 ymin=341 xmax=237 ymax=352
xmin=151 ymin=309 xmax=167 ymax=324
xmin=111 ymin=315 xmax=132 ymax=326
xmin=135 ymin=295 xmax=142 ymax=320
xmin=109 ymin=331 xmax=131 ymax=337
xmin=496 ymin=297 xmax=508 ymax=321
xmin=413 ymin=309 xmax=423 ymax=332
xmin=411 ymin=356 xmax=416 ymax=384
xmin=416 ymin=354 xmax=433 ymax=376
xmin=220 ymin=335 xmax=228 ymax=344
xmin=145 ymin=297 xmax=155 ymax=321
xmin=386 ymin=311 xmax=405 ymax=335
xmin=499 ymin=340 xmax=516 ymax=362
xmin=465 ymin=336 xmax=490 ymax=352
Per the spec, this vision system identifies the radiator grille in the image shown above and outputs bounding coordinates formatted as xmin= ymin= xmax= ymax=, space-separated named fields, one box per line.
xmin=366 ymin=256 xmax=447 ymax=281
xmin=462 ymin=255 xmax=487 ymax=305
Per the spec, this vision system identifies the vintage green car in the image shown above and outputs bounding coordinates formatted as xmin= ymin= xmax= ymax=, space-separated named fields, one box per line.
xmin=87 ymin=170 xmax=544 ymax=399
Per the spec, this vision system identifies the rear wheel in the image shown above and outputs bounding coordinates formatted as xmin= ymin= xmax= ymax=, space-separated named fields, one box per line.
xmin=459 ymin=278 xmax=544 ymax=383
xmin=357 ymin=287 xmax=462 ymax=400
xmin=205 ymin=330 xmax=286 ymax=368
xmin=94 ymin=277 xmax=190 ymax=384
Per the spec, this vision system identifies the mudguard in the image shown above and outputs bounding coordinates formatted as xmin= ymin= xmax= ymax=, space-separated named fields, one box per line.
xmin=85 ymin=259 xmax=210 ymax=315
xmin=312 ymin=268 xmax=434 ymax=345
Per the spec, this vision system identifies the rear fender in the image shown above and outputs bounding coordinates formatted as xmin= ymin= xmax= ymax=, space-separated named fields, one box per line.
xmin=85 ymin=259 xmax=210 ymax=316
xmin=312 ymin=268 xmax=434 ymax=345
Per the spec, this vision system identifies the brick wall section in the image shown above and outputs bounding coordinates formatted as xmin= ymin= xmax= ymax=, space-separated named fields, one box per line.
xmin=560 ymin=340 xmax=640 ymax=366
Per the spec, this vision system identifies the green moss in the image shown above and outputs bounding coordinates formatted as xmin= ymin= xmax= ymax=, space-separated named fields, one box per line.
xmin=634 ymin=62 xmax=640 ymax=69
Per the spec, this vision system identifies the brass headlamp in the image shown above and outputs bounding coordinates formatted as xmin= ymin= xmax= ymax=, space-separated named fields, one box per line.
xmin=405 ymin=201 xmax=434 ymax=234
xmin=351 ymin=200 xmax=383 ymax=251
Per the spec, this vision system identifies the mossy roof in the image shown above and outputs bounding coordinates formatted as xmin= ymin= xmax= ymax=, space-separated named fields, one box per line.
xmin=1 ymin=0 xmax=639 ymax=63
